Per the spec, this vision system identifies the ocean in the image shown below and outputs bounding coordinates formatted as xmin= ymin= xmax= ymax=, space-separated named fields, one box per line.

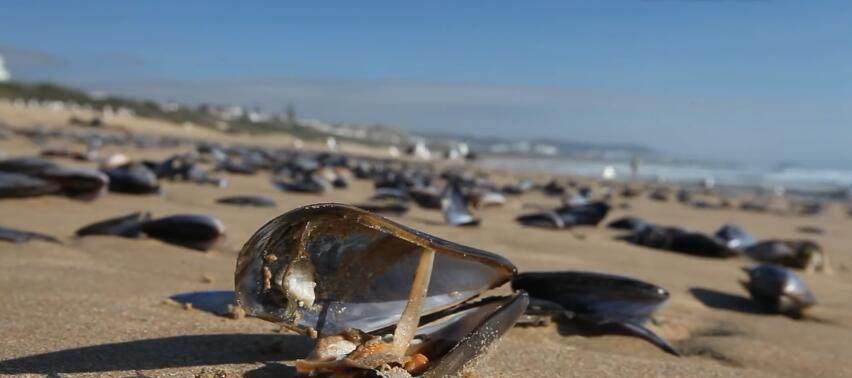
xmin=478 ymin=156 xmax=852 ymax=199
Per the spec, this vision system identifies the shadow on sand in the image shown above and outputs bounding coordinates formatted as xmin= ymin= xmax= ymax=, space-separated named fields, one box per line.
xmin=0 ymin=333 xmax=312 ymax=376
xmin=689 ymin=287 xmax=769 ymax=315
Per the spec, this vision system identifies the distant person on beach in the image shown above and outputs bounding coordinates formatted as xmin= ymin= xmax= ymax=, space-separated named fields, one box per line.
xmin=630 ymin=156 xmax=640 ymax=180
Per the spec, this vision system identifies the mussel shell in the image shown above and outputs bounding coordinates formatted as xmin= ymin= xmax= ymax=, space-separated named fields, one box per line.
xmin=416 ymin=292 xmax=528 ymax=377
xmin=714 ymin=224 xmax=755 ymax=250
xmin=369 ymin=187 xmax=411 ymax=202
xmin=354 ymin=200 xmax=410 ymax=215
xmin=0 ymin=157 xmax=58 ymax=176
xmin=103 ymin=163 xmax=160 ymax=194
xmin=512 ymin=271 xmax=669 ymax=322
xmin=273 ymin=176 xmax=330 ymax=194
xmin=235 ymin=203 xmax=515 ymax=337
xmin=622 ymin=225 xmax=738 ymax=258
xmin=742 ymin=264 xmax=816 ymax=316
xmin=141 ymin=214 xmax=225 ymax=251
xmin=220 ymin=160 xmax=259 ymax=175
xmin=606 ymin=216 xmax=648 ymax=231
xmin=441 ymin=183 xmax=480 ymax=227
xmin=216 ymin=195 xmax=277 ymax=208
xmin=0 ymin=225 xmax=61 ymax=244
xmin=38 ymin=166 xmax=109 ymax=200
xmin=554 ymin=202 xmax=610 ymax=227
xmin=744 ymin=240 xmax=822 ymax=270
xmin=516 ymin=210 xmax=565 ymax=229
xmin=76 ymin=212 xmax=151 ymax=238
xmin=0 ymin=172 xmax=60 ymax=198
xmin=517 ymin=202 xmax=609 ymax=229
xmin=410 ymin=187 xmax=442 ymax=209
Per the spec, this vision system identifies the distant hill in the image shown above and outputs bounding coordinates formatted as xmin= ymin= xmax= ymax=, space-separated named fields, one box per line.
xmin=0 ymin=81 xmax=341 ymax=141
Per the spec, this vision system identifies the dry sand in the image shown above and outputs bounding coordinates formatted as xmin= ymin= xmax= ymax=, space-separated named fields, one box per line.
xmin=1 ymin=105 xmax=851 ymax=377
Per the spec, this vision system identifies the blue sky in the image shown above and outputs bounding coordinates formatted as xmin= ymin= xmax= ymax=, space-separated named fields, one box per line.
xmin=0 ymin=1 xmax=850 ymax=166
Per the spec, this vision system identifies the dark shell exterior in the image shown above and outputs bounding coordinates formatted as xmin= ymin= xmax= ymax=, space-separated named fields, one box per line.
xmin=76 ymin=212 xmax=151 ymax=238
xmin=512 ymin=271 xmax=669 ymax=322
xmin=216 ymin=195 xmax=277 ymax=208
xmin=0 ymin=225 xmax=61 ymax=244
xmin=39 ymin=166 xmax=109 ymax=200
xmin=141 ymin=214 xmax=225 ymax=251
xmin=744 ymin=240 xmax=823 ymax=270
xmin=103 ymin=163 xmax=160 ymax=194
xmin=742 ymin=264 xmax=816 ymax=316
xmin=417 ymin=292 xmax=528 ymax=377
xmin=621 ymin=225 xmax=738 ymax=258
xmin=517 ymin=202 xmax=610 ymax=229
xmin=0 ymin=172 xmax=60 ymax=198
xmin=606 ymin=216 xmax=648 ymax=231
xmin=714 ymin=224 xmax=756 ymax=250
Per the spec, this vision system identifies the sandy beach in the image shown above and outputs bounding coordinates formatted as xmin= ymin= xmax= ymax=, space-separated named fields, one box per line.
xmin=1 ymin=106 xmax=851 ymax=378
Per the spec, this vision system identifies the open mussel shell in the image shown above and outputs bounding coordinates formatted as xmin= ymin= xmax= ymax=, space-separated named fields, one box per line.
xmin=441 ymin=183 xmax=480 ymax=227
xmin=235 ymin=203 xmax=516 ymax=337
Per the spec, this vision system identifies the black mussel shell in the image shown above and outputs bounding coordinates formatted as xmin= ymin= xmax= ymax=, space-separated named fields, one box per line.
xmin=141 ymin=214 xmax=225 ymax=251
xmin=216 ymin=195 xmax=277 ymax=208
xmin=741 ymin=264 xmax=816 ymax=317
xmin=621 ymin=224 xmax=738 ymax=258
xmin=513 ymin=271 xmax=677 ymax=356
xmin=512 ymin=271 xmax=669 ymax=322
xmin=0 ymin=172 xmax=60 ymax=198
xmin=415 ymin=292 xmax=528 ymax=377
xmin=76 ymin=212 xmax=151 ymax=237
xmin=354 ymin=200 xmax=410 ymax=216
xmin=274 ymin=175 xmax=330 ymax=194
xmin=0 ymin=157 xmax=58 ymax=176
xmin=517 ymin=202 xmax=609 ymax=229
xmin=369 ymin=187 xmax=411 ymax=203
xmin=0 ymin=225 xmax=61 ymax=244
xmin=714 ymin=224 xmax=755 ymax=250
xmin=103 ymin=163 xmax=160 ymax=194
xmin=606 ymin=216 xmax=648 ymax=231
xmin=744 ymin=240 xmax=824 ymax=271
xmin=38 ymin=166 xmax=109 ymax=200
xmin=410 ymin=187 xmax=442 ymax=210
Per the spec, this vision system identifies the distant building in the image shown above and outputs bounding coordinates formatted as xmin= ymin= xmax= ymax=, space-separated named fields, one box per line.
xmin=0 ymin=54 xmax=10 ymax=82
